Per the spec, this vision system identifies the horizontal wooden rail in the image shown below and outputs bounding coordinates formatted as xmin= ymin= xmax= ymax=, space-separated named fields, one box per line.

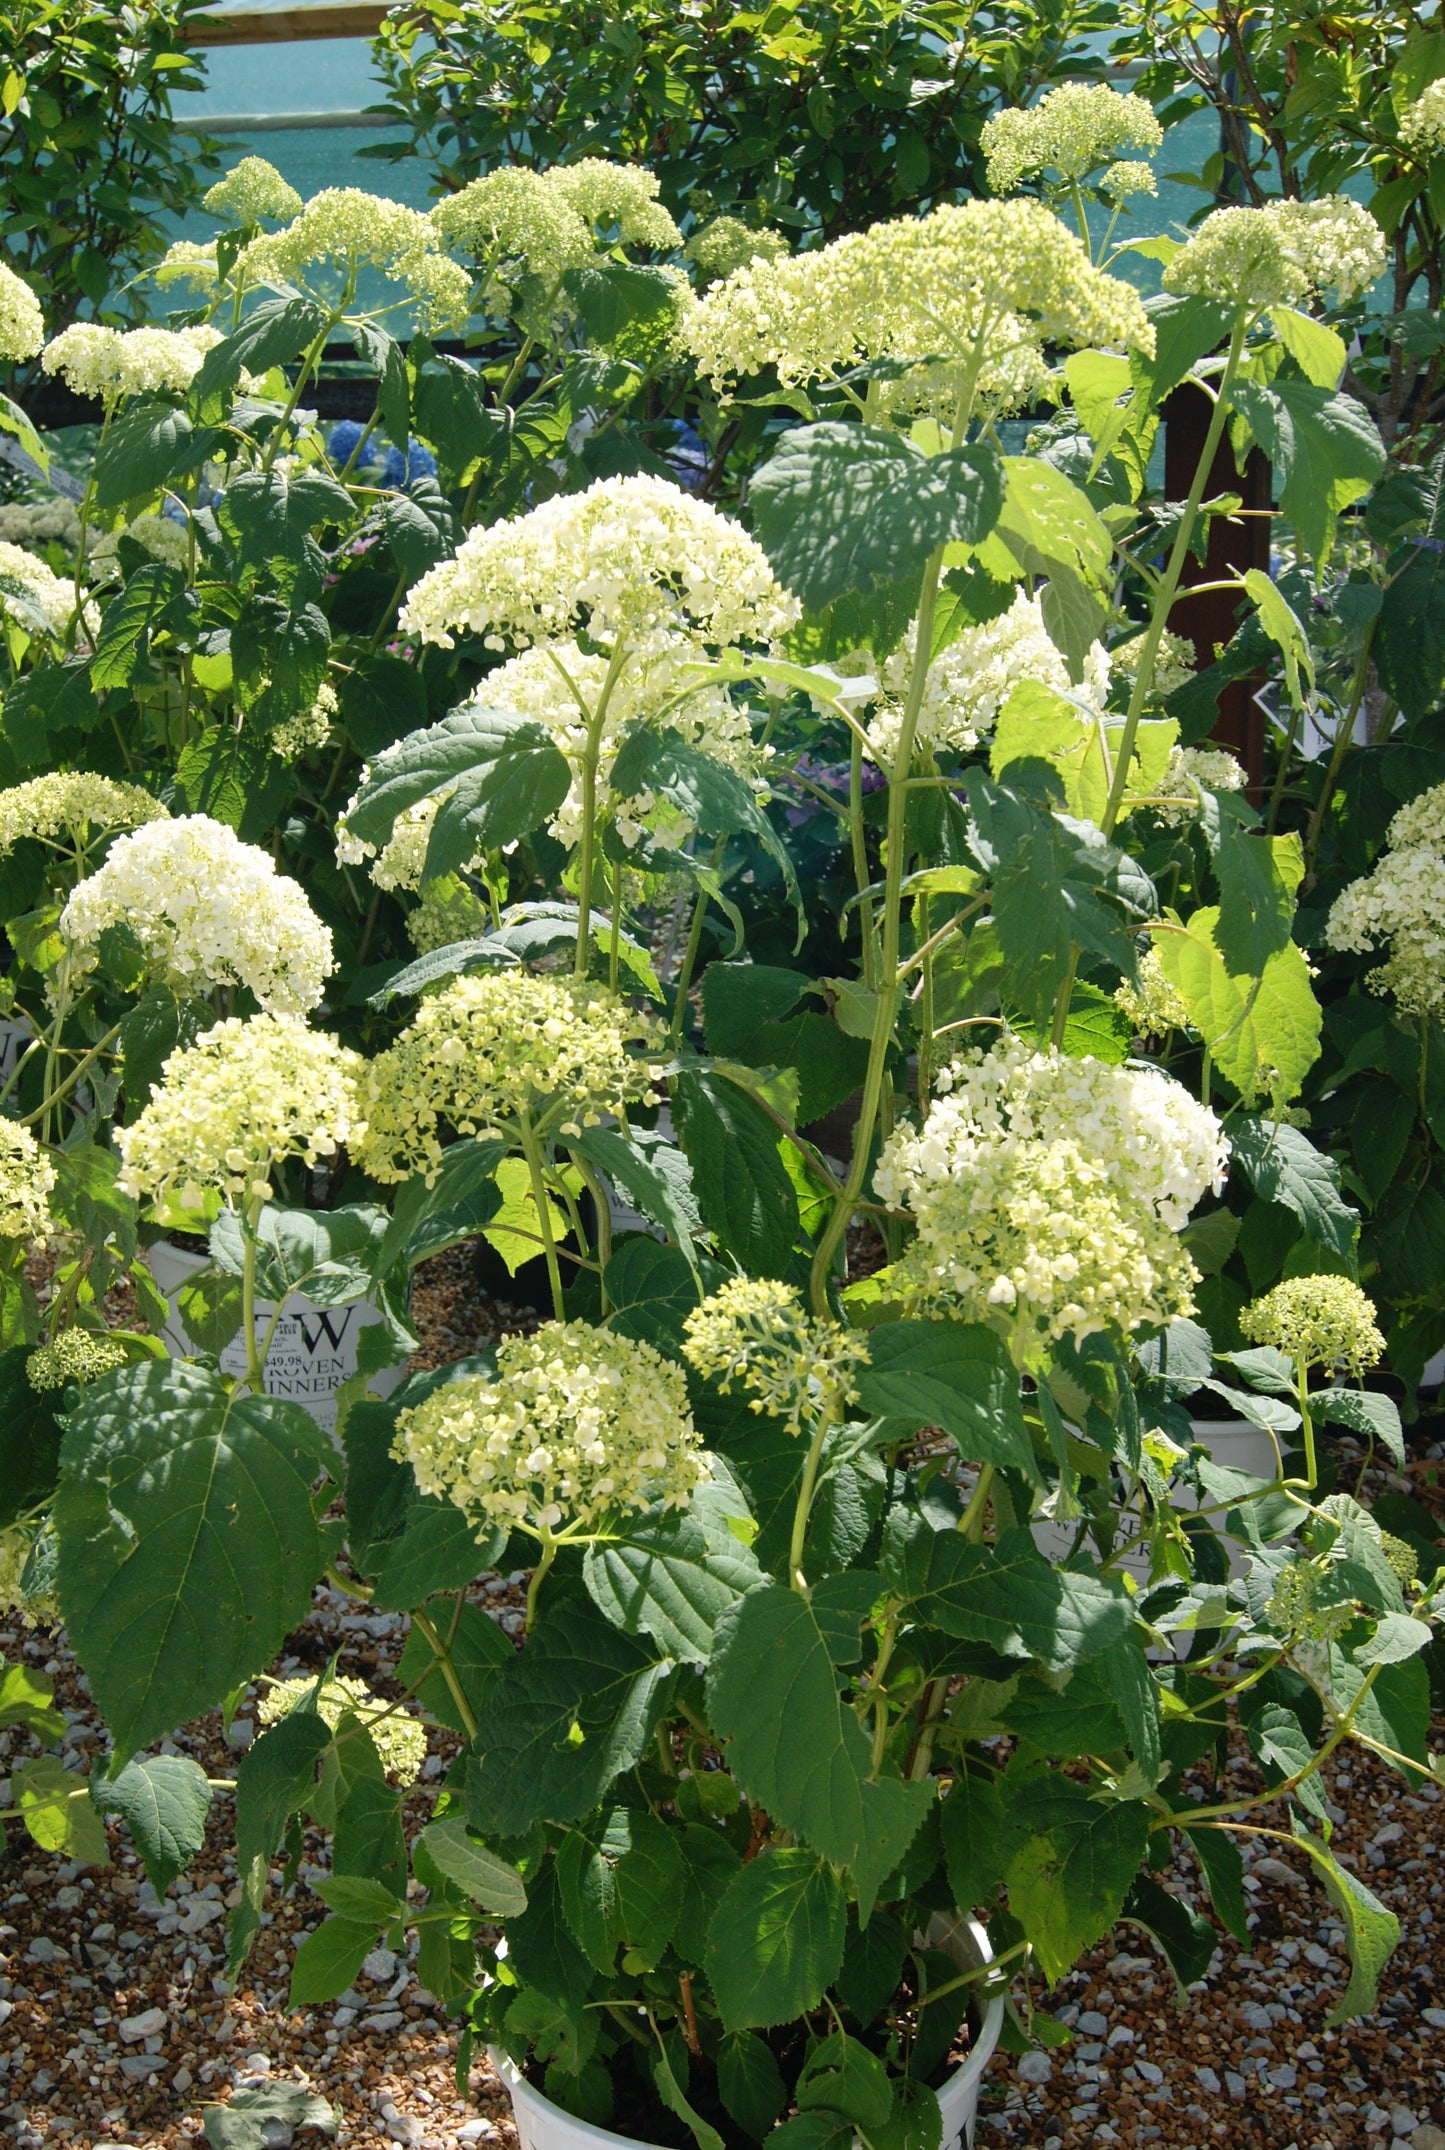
xmin=192 ymin=4 xmax=390 ymax=45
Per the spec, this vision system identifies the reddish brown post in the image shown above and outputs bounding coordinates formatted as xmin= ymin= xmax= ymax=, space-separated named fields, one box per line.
xmin=1163 ymin=381 xmax=1273 ymax=791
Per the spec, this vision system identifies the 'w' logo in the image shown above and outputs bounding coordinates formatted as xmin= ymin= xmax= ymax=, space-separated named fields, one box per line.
xmin=294 ymin=1307 xmax=357 ymax=1353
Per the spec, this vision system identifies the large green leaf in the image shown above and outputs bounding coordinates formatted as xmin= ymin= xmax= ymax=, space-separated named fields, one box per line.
xmin=1228 ymin=1116 xmax=1357 ymax=1262
xmin=1377 ymin=546 xmax=1445 ymax=720
xmin=210 ymin=1203 xmax=388 ymax=1309
xmin=96 ymin=1754 xmax=212 ymax=1893
xmin=93 ymin=402 xmax=206 ymax=511
xmin=1289 ymin=1823 xmax=1400 ymax=2025
xmin=881 ymin=1518 xmax=1132 ymax=1672
xmin=750 ymin=423 xmax=1003 ymax=613
xmin=339 ymin=651 xmax=430 ymax=757
xmin=708 ymin=1583 xmax=933 ymax=1913
xmin=557 ymin=1804 xmax=683 ymax=1973
xmin=610 ymin=726 xmax=803 ymax=936
xmin=1232 ymin=380 xmax=1385 ymax=561
xmin=855 ymin=1322 xmax=1037 ymax=1479
xmin=939 ymin=1767 xmax=1008 ymax=1912
xmin=1153 ymin=906 xmax=1321 ymax=1104
xmin=991 ymin=683 xmax=1176 ymax=824
xmin=582 ymin=1494 xmax=760 ymax=1658
xmin=340 ymin=706 xmax=571 ymax=875
xmin=203 ymin=2084 xmax=338 ymax=2150
xmin=705 ymin=1849 xmax=847 ymax=2031
xmin=191 ymin=295 xmax=331 ymax=415
xmin=673 ymin=1070 xmax=800 ymax=1279
xmin=89 ymin=563 xmax=189 ymax=692
xmin=375 ymin=1137 xmax=508 ymax=1276
xmin=232 ymin=598 xmax=330 ymax=725
xmin=228 ymin=1706 xmax=332 ymax=1974
xmin=289 ymin=1915 xmax=378 ymax=2005
xmin=572 ymin=1124 xmax=701 ymax=1272
xmin=467 ymin=1602 xmax=676 ymax=1835
xmin=55 ymin=1361 xmax=330 ymax=1755
xmin=414 ymin=1815 xmax=527 ymax=1914
xmin=1129 ymin=293 xmax=1234 ymax=408
xmin=1003 ymin=1777 xmax=1148 ymax=1984
xmin=1205 ymin=802 xmax=1303 ymax=978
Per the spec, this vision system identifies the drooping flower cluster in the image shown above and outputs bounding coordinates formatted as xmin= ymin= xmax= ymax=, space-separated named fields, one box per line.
xmin=203 ymin=155 xmax=303 ymax=226
xmin=682 ymin=1277 xmax=870 ymax=1435
xmin=0 ymin=1119 xmax=55 ymax=1245
xmin=395 ymin=1321 xmax=704 ymax=1537
xmin=1400 ymin=81 xmax=1445 ymax=161
xmin=875 ymin=1040 xmax=1228 ymax=1355
xmin=1163 ymin=195 xmax=1386 ymax=311
xmin=682 ymin=198 xmax=1154 ymax=404
xmin=859 ymin=591 xmax=1111 ymax=766
xmin=475 ymin=638 xmax=764 ymax=847
xmin=28 ymin=1329 xmax=127 ymax=1391
xmin=61 ymin=815 xmax=333 ymax=1016
xmin=237 ymin=188 xmax=472 ymax=335
xmin=0 ymin=541 xmax=89 ymax=639
xmin=1240 ymin=1275 xmax=1384 ymax=1379
xmin=0 ymin=259 xmax=44 ymax=364
xmin=1326 ymin=780 xmax=1445 ymax=1018
xmin=981 ymin=84 xmax=1163 ymax=196
xmin=1114 ymin=947 xmax=1190 ymax=1037
xmin=0 ymin=772 xmax=166 ymax=860
xmin=685 ymin=217 xmax=788 ymax=286
xmin=356 ymin=972 xmax=663 ymax=1183
xmin=270 ymin=679 xmax=337 ymax=764
xmin=41 ymin=322 xmax=224 ymax=406
xmin=258 ymin=1672 xmax=427 ymax=1782
xmin=399 ymin=475 xmax=799 ymax=657
xmin=117 ymin=1014 xmax=365 ymax=1209
xmin=1152 ymin=743 xmax=1247 ymax=826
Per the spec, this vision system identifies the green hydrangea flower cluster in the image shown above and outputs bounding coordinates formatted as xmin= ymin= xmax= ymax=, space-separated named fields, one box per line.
xmin=682 ymin=1277 xmax=870 ymax=1435
xmin=1240 ymin=1276 xmax=1384 ymax=1379
xmin=258 ymin=1673 xmax=428 ymax=1783
xmin=28 ymin=1330 xmax=126 ymax=1391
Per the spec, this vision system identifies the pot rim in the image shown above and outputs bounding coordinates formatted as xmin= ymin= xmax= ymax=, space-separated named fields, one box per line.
xmin=487 ymin=1912 xmax=1005 ymax=2150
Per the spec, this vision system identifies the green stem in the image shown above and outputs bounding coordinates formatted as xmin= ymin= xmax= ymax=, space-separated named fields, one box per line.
xmin=412 ymin=1606 xmax=478 ymax=1741
xmin=1303 ymin=619 xmax=1376 ymax=873
xmin=525 ymin=1530 xmax=557 ymax=1631
xmin=517 ymin=1112 xmax=566 ymax=1320
xmin=1295 ymin=1359 xmax=1318 ymax=1492
xmin=241 ymin=1219 xmax=264 ymax=1392
xmin=849 ymin=728 xmax=877 ymax=989
xmin=668 ymin=885 xmax=710 ymax=1047
xmin=262 ymin=309 xmax=344 ymax=474
xmin=788 ymin=1407 xmax=837 ymax=1595
xmin=572 ymin=644 xmax=629 ymax=977
xmin=957 ymin=1465 xmax=994 ymax=1541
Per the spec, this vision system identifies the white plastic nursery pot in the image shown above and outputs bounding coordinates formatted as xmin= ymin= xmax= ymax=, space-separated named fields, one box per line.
xmin=488 ymin=1914 xmax=1004 ymax=2150
xmin=147 ymin=1237 xmax=405 ymax=1438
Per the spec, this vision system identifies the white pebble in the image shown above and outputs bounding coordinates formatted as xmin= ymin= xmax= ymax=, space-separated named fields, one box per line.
xmin=1018 ymin=2053 xmax=1052 ymax=2085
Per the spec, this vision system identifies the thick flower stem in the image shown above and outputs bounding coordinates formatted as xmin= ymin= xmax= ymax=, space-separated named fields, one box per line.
xmin=525 ymin=1529 xmax=557 ymax=1631
xmin=241 ymin=1215 xmax=264 ymax=1393
xmin=788 ymin=1406 xmax=837 ymax=1595
xmin=412 ymin=1606 xmax=478 ymax=1741
xmin=516 ymin=1111 xmax=565 ymax=1320
xmin=572 ymin=643 xmax=630 ymax=977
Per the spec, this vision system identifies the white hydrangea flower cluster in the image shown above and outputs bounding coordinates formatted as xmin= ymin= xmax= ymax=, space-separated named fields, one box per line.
xmin=238 ymin=188 xmax=472 ymax=335
xmin=395 ymin=1321 xmax=704 ymax=1537
xmin=203 ymin=156 xmax=303 ymax=226
xmin=41 ymin=322 xmax=224 ymax=406
xmin=400 ymin=475 xmax=799 ymax=657
xmin=0 ymin=540 xmax=90 ymax=639
xmin=857 ymin=591 xmax=1110 ymax=766
xmin=335 ymin=783 xmax=460 ymax=891
xmin=1400 ymin=80 xmax=1445 ymax=160
xmin=981 ymin=85 xmax=1163 ymax=195
xmin=1241 ymin=1275 xmax=1384 ymax=1379
xmin=874 ymin=1039 xmax=1227 ymax=1355
xmin=1326 ymin=780 xmax=1445 ymax=1017
xmin=1112 ymin=626 xmax=1195 ymax=702
xmin=1152 ymin=743 xmax=1246 ymax=826
xmin=28 ymin=1329 xmax=127 ymax=1390
xmin=432 ymin=159 xmax=679 ymax=330
xmin=1163 ymin=195 xmax=1386 ymax=311
xmin=1114 ymin=947 xmax=1190 ymax=1037
xmin=681 ymin=1277 xmax=870 ymax=1435
xmin=1100 ymin=161 xmax=1158 ymax=201
xmin=258 ymin=1672 xmax=427 ymax=1782
xmin=0 ymin=1119 xmax=55 ymax=1246
xmin=682 ymin=197 xmax=1154 ymax=399
xmin=473 ymin=638 xmax=763 ymax=847
xmin=356 ymin=972 xmax=663 ymax=1184
xmin=151 ymin=239 xmax=220 ymax=293
xmin=271 ymin=679 xmax=337 ymax=764
xmin=0 ymin=259 xmax=44 ymax=364
xmin=0 ymin=772 xmax=165 ymax=860
xmin=118 ymin=1014 xmax=365 ymax=1209
xmin=547 ymin=159 xmax=680 ymax=247
xmin=91 ymin=513 xmax=191 ymax=578
xmin=685 ymin=217 xmax=788 ymax=286
xmin=61 ymin=815 xmax=333 ymax=1016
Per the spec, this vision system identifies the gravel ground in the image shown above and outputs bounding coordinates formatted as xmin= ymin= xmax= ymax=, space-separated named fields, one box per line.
xmin=1 ymin=1252 xmax=1442 ymax=2147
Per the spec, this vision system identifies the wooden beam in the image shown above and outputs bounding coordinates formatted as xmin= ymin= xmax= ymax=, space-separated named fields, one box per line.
xmin=191 ymin=5 xmax=390 ymax=45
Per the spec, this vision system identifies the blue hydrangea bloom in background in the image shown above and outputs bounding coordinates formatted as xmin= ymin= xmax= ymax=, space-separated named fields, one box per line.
xmin=329 ymin=419 xmax=377 ymax=469
xmin=381 ymin=441 xmax=439 ymax=488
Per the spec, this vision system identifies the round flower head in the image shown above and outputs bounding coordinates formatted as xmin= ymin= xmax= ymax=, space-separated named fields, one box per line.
xmin=356 ymin=972 xmax=663 ymax=1184
xmin=0 ymin=541 xmax=92 ymax=640
xmin=28 ymin=1329 xmax=126 ymax=1391
xmin=91 ymin=512 xmax=190 ymax=578
xmin=1326 ymin=781 xmax=1445 ymax=1018
xmin=875 ymin=1040 xmax=1227 ymax=1357
xmin=1164 ymin=195 xmax=1386 ymax=312
xmin=0 ymin=1119 xmax=55 ymax=1246
xmin=238 ymin=189 xmax=471 ymax=335
xmin=1152 ymin=743 xmax=1246 ymax=827
xmin=1240 ymin=1276 xmax=1384 ymax=1379
xmin=0 ymin=260 xmax=44 ymax=364
xmin=204 ymin=156 xmax=303 ymax=226
xmin=432 ymin=167 xmax=594 ymax=329
xmin=118 ymin=1014 xmax=365 ymax=1211
xmin=682 ymin=1278 xmax=869 ymax=1435
xmin=258 ymin=1672 xmax=427 ymax=1783
xmin=1114 ymin=947 xmax=1190 ymax=1038
xmin=473 ymin=637 xmax=763 ymax=848
xmin=395 ymin=1320 xmax=704 ymax=1538
xmin=41 ymin=322 xmax=224 ymax=407
xmin=61 ymin=814 xmax=333 ymax=1016
xmin=546 ymin=160 xmax=680 ymax=248
xmin=682 ymin=197 xmax=1154 ymax=396
xmin=1400 ymin=80 xmax=1445 ymax=161
xmin=982 ymin=85 xmax=1162 ymax=195
xmin=686 ymin=218 xmax=789 ymax=286
xmin=1100 ymin=161 xmax=1158 ymax=202
xmin=858 ymin=591 xmax=1110 ymax=767
xmin=0 ymin=773 xmax=165 ymax=863
xmin=399 ymin=474 xmax=799 ymax=656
